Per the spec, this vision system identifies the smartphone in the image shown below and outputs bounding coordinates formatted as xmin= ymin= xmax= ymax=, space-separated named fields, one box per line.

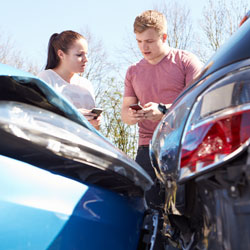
xmin=129 ymin=104 xmax=143 ymax=111
xmin=91 ymin=108 xmax=103 ymax=119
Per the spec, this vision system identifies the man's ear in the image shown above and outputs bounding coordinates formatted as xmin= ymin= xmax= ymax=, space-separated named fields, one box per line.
xmin=162 ymin=33 xmax=167 ymax=42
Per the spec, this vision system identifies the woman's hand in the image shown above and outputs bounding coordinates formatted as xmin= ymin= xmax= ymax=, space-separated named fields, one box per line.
xmin=89 ymin=115 xmax=101 ymax=130
xmin=78 ymin=108 xmax=101 ymax=130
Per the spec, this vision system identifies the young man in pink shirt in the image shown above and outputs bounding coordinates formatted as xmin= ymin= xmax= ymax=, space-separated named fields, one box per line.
xmin=121 ymin=10 xmax=203 ymax=250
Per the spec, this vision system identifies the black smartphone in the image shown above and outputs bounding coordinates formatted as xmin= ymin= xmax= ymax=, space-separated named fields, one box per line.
xmin=91 ymin=108 xmax=103 ymax=119
xmin=129 ymin=104 xmax=143 ymax=111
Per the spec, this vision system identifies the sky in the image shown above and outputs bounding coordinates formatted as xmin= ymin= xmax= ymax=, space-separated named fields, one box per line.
xmin=0 ymin=0 xmax=206 ymax=71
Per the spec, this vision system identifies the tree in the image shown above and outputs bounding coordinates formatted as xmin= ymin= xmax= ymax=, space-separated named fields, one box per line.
xmin=115 ymin=0 xmax=196 ymax=158
xmin=0 ymin=31 xmax=39 ymax=75
xmin=80 ymin=28 xmax=138 ymax=158
xmin=100 ymin=77 xmax=138 ymax=158
xmin=118 ymin=0 xmax=195 ymax=68
xmin=198 ymin=0 xmax=250 ymax=62
xmin=154 ymin=0 xmax=194 ymax=51
xmin=80 ymin=28 xmax=116 ymax=101
xmin=2 ymin=0 xmax=249 ymax=159
xmin=0 ymin=28 xmax=138 ymax=157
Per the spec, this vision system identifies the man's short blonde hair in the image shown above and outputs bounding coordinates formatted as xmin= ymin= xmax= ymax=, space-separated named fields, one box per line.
xmin=134 ymin=10 xmax=167 ymax=35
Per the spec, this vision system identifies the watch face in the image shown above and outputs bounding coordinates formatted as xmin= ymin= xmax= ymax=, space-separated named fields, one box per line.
xmin=158 ymin=103 xmax=167 ymax=114
xmin=158 ymin=103 xmax=164 ymax=113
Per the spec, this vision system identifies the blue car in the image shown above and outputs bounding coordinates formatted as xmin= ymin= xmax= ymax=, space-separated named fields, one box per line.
xmin=0 ymin=63 xmax=156 ymax=250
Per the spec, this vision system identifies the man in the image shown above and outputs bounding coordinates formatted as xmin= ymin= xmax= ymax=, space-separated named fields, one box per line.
xmin=121 ymin=10 xmax=203 ymax=250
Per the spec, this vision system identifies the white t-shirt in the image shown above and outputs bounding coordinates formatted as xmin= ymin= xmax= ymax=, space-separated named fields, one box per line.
xmin=37 ymin=69 xmax=96 ymax=110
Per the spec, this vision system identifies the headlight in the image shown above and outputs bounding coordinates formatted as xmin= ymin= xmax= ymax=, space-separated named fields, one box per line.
xmin=0 ymin=101 xmax=153 ymax=191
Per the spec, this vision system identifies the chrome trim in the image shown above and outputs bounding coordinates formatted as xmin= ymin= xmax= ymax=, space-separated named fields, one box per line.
xmin=190 ymin=104 xmax=250 ymax=131
xmin=149 ymin=212 xmax=159 ymax=250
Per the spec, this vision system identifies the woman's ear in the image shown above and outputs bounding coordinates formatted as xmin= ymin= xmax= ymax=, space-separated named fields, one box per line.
xmin=57 ymin=49 xmax=64 ymax=60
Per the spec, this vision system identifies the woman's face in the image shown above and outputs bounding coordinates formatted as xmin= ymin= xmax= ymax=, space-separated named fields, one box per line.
xmin=59 ymin=38 xmax=88 ymax=73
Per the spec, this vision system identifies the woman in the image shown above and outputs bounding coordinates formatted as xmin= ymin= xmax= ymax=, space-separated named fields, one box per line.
xmin=38 ymin=30 xmax=101 ymax=130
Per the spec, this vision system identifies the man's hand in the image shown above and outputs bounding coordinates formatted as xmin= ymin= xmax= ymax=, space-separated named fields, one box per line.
xmin=143 ymin=102 xmax=170 ymax=121
xmin=128 ymin=107 xmax=145 ymax=123
xmin=121 ymin=96 xmax=145 ymax=125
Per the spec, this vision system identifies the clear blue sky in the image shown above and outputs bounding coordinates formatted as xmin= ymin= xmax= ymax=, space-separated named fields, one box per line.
xmin=0 ymin=0 xmax=205 ymax=70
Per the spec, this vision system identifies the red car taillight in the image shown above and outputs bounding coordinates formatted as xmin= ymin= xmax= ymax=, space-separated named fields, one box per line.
xmin=181 ymin=109 xmax=250 ymax=171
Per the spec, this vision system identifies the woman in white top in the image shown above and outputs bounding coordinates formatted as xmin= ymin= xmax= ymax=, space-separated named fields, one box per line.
xmin=38 ymin=30 xmax=101 ymax=130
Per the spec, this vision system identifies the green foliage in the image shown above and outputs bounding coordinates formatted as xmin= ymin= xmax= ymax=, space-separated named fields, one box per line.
xmin=97 ymin=77 xmax=138 ymax=159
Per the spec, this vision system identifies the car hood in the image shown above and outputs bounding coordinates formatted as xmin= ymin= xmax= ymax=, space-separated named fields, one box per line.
xmin=0 ymin=63 xmax=153 ymax=195
xmin=0 ymin=63 xmax=95 ymax=132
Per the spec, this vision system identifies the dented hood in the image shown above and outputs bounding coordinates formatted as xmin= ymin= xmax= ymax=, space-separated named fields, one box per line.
xmin=0 ymin=63 xmax=153 ymax=194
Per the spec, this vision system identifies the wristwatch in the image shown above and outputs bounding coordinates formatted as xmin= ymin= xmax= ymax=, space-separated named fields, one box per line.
xmin=158 ymin=103 xmax=168 ymax=114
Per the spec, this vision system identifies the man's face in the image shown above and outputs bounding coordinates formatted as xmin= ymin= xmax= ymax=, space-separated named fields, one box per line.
xmin=136 ymin=28 xmax=167 ymax=64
